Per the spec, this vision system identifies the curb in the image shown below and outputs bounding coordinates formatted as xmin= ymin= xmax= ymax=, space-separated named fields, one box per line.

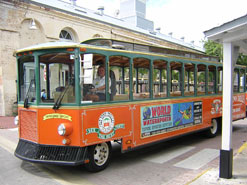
xmin=0 ymin=117 xmax=16 ymax=129
xmin=185 ymin=168 xmax=212 ymax=185
xmin=237 ymin=142 xmax=247 ymax=154
xmin=186 ymin=142 xmax=247 ymax=185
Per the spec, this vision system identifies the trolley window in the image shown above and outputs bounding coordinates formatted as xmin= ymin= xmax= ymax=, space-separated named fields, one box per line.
xmin=39 ymin=52 xmax=75 ymax=104
xmin=109 ymin=55 xmax=130 ymax=101
xmin=153 ymin=59 xmax=167 ymax=99
xmin=184 ymin=63 xmax=195 ymax=96
xmin=18 ymin=55 xmax=36 ymax=103
xmin=170 ymin=61 xmax=182 ymax=97
xmin=80 ymin=53 xmax=107 ymax=103
xmin=133 ymin=58 xmax=150 ymax=100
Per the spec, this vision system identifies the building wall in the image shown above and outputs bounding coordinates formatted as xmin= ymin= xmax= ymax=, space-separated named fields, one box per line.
xmin=0 ymin=0 xmax=198 ymax=116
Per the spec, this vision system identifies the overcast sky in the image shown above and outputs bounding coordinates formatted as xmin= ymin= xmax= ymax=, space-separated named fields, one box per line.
xmin=69 ymin=0 xmax=247 ymax=47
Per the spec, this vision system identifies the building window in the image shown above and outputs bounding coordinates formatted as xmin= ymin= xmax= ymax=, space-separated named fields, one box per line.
xmin=59 ymin=30 xmax=73 ymax=41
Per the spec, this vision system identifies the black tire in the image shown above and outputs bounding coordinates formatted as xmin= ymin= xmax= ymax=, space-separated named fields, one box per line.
xmin=85 ymin=142 xmax=112 ymax=172
xmin=205 ymin=119 xmax=219 ymax=138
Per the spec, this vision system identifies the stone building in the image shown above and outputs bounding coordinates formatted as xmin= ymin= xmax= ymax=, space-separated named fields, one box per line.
xmin=0 ymin=0 xmax=203 ymax=116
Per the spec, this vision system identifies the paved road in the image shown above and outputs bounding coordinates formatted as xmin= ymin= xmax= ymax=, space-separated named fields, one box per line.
xmin=0 ymin=119 xmax=246 ymax=185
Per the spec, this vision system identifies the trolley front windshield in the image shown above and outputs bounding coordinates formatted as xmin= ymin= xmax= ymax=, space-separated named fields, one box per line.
xmin=18 ymin=51 xmax=76 ymax=106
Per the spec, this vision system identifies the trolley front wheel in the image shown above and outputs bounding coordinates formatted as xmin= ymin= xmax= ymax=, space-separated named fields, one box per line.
xmin=85 ymin=142 xmax=112 ymax=172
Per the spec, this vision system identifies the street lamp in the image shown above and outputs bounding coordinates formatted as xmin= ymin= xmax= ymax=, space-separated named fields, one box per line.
xmin=29 ymin=19 xmax=37 ymax=30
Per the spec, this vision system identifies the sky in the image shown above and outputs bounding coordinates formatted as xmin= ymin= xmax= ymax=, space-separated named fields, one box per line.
xmin=68 ymin=0 xmax=247 ymax=47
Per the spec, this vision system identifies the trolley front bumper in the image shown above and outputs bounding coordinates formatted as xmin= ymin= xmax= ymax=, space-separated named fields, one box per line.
xmin=15 ymin=139 xmax=87 ymax=166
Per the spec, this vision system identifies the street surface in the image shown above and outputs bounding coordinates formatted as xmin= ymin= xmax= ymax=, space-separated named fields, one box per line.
xmin=0 ymin=119 xmax=246 ymax=185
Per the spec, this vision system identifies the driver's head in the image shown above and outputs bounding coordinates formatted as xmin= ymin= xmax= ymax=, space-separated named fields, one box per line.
xmin=97 ymin=66 xmax=105 ymax=78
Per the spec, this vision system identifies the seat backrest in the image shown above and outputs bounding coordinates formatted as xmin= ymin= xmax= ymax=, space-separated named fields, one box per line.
xmin=110 ymin=70 xmax=117 ymax=100
xmin=56 ymin=86 xmax=65 ymax=92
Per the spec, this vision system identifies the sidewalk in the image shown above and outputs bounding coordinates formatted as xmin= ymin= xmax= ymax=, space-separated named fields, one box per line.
xmin=188 ymin=142 xmax=247 ymax=185
xmin=0 ymin=116 xmax=16 ymax=129
xmin=0 ymin=116 xmax=246 ymax=184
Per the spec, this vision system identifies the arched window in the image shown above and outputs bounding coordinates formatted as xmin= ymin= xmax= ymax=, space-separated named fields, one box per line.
xmin=59 ymin=29 xmax=73 ymax=41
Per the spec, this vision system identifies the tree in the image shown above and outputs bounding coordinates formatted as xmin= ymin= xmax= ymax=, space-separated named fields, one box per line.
xmin=203 ymin=40 xmax=247 ymax=65
xmin=236 ymin=53 xmax=247 ymax=65
xmin=203 ymin=40 xmax=223 ymax=60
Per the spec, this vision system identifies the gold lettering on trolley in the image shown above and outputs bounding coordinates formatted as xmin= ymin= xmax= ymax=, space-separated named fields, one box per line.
xmin=43 ymin=113 xmax=72 ymax=121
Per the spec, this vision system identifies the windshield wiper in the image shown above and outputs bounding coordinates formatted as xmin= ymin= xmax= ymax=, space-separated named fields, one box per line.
xmin=24 ymin=79 xmax=35 ymax=108
xmin=53 ymin=83 xmax=71 ymax=110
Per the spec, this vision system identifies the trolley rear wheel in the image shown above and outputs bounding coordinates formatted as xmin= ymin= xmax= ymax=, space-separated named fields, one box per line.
xmin=205 ymin=119 xmax=219 ymax=138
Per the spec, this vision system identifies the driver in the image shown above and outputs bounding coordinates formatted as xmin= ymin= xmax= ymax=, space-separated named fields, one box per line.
xmin=86 ymin=65 xmax=111 ymax=101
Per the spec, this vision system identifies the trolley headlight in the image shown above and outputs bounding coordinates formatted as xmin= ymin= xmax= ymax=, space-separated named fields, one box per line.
xmin=58 ymin=124 xmax=66 ymax=136
xmin=57 ymin=123 xmax=73 ymax=136
xmin=14 ymin=116 xmax=19 ymax=126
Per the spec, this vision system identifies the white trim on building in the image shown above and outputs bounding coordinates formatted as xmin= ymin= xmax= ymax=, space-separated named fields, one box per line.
xmin=204 ymin=14 xmax=247 ymax=179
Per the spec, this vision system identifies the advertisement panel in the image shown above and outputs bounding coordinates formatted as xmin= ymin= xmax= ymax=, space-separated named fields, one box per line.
xmin=141 ymin=101 xmax=202 ymax=138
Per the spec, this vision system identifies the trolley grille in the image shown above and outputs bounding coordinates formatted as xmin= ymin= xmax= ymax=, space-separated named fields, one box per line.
xmin=19 ymin=110 xmax=38 ymax=142
xmin=15 ymin=139 xmax=86 ymax=165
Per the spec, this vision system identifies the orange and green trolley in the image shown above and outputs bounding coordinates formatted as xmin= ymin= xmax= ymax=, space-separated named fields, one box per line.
xmin=14 ymin=39 xmax=246 ymax=172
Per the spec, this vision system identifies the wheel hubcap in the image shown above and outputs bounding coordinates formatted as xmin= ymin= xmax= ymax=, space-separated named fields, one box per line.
xmin=94 ymin=143 xmax=109 ymax=166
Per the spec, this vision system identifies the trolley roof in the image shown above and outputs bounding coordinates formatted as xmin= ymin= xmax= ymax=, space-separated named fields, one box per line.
xmin=15 ymin=39 xmax=219 ymax=63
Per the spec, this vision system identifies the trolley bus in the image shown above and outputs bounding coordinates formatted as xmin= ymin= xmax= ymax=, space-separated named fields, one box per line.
xmin=14 ymin=39 xmax=246 ymax=172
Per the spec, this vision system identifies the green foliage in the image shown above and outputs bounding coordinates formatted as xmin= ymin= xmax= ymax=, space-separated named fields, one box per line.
xmin=185 ymin=71 xmax=194 ymax=81
xmin=236 ymin=53 xmax=247 ymax=65
xmin=208 ymin=71 xmax=214 ymax=82
xmin=153 ymin=69 xmax=159 ymax=81
xmin=198 ymin=72 xmax=205 ymax=83
xmin=162 ymin=70 xmax=167 ymax=79
xmin=153 ymin=69 xmax=167 ymax=81
xmin=203 ymin=40 xmax=223 ymax=60
xmin=203 ymin=40 xmax=247 ymax=65
xmin=172 ymin=70 xmax=179 ymax=80
xmin=138 ymin=68 xmax=148 ymax=77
